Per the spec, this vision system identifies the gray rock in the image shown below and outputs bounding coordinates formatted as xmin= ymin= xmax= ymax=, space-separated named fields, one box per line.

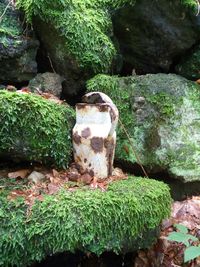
xmin=29 ymin=72 xmax=64 ymax=97
xmin=87 ymin=73 xmax=200 ymax=183
xmin=28 ymin=171 xmax=46 ymax=184
xmin=112 ymin=0 xmax=200 ymax=74
xmin=0 ymin=1 xmax=39 ymax=83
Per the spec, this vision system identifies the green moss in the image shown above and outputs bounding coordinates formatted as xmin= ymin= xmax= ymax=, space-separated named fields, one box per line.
xmin=16 ymin=0 xmax=136 ymax=73
xmin=146 ymin=92 xmax=176 ymax=118
xmin=0 ymin=90 xmax=75 ymax=168
xmin=0 ymin=2 xmax=23 ymax=48
xmin=15 ymin=0 xmax=198 ymax=73
xmin=181 ymin=0 xmax=199 ymax=11
xmin=0 ymin=176 xmax=171 ymax=266
xmin=87 ymin=74 xmax=137 ymax=162
xmin=86 ymin=74 xmax=178 ymax=165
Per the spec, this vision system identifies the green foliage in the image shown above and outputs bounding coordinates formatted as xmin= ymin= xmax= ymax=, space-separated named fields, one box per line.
xmin=0 ymin=90 xmax=75 ymax=168
xmin=16 ymin=0 xmax=136 ymax=73
xmin=181 ymin=0 xmax=199 ymax=11
xmin=184 ymin=246 xmax=200 ymax=262
xmin=0 ymin=176 xmax=171 ymax=266
xmin=167 ymin=224 xmax=200 ymax=263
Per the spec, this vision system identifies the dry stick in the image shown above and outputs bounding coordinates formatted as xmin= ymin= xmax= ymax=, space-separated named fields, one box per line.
xmin=196 ymin=0 xmax=200 ymax=16
xmin=0 ymin=1 xmax=11 ymax=23
xmin=47 ymin=54 xmax=56 ymax=73
xmin=119 ymin=118 xmax=149 ymax=178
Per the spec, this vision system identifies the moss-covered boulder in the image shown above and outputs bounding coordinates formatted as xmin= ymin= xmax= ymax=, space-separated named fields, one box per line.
xmin=0 ymin=176 xmax=171 ymax=266
xmin=0 ymin=90 xmax=75 ymax=168
xmin=0 ymin=0 xmax=39 ymax=83
xmin=112 ymin=0 xmax=200 ymax=74
xmin=16 ymin=0 xmax=136 ymax=95
xmin=87 ymin=73 xmax=200 ymax=182
xmin=175 ymin=45 xmax=200 ymax=80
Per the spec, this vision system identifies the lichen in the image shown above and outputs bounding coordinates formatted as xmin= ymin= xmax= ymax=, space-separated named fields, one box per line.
xmin=87 ymin=73 xmax=200 ymax=182
xmin=0 ymin=90 xmax=75 ymax=168
xmin=0 ymin=176 xmax=171 ymax=267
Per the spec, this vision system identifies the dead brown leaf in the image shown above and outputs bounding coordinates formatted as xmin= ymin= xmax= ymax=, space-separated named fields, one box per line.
xmin=8 ymin=169 xmax=30 ymax=179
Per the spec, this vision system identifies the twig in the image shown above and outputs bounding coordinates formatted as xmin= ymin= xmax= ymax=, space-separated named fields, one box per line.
xmin=0 ymin=1 xmax=12 ymax=23
xmin=47 ymin=54 xmax=56 ymax=73
xmin=119 ymin=118 xmax=149 ymax=178
xmin=196 ymin=0 xmax=200 ymax=15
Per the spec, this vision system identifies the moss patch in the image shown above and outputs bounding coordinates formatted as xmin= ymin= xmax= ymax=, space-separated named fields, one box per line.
xmin=0 ymin=176 xmax=171 ymax=266
xmin=0 ymin=90 xmax=75 ymax=168
xmin=0 ymin=1 xmax=22 ymax=50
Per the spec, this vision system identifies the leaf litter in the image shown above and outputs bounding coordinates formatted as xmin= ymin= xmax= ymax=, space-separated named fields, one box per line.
xmin=134 ymin=197 xmax=200 ymax=267
xmin=0 ymin=163 xmax=127 ymax=207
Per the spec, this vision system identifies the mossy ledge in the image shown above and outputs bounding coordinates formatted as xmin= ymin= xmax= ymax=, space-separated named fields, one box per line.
xmin=0 ymin=90 xmax=75 ymax=168
xmin=0 ymin=176 xmax=171 ymax=267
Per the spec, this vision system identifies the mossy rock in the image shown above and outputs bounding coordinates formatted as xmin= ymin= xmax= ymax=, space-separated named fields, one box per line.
xmin=0 ymin=0 xmax=38 ymax=83
xmin=0 ymin=90 xmax=75 ymax=168
xmin=87 ymin=73 xmax=200 ymax=182
xmin=16 ymin=0 xmax=136 ymax=95
xmin=0 ymin=176 xmax=171 ymax=266
xmin=112 ymin=0 xmax=200 ymax=74
xmin=176 ymin=44 xmax=200 ymax=80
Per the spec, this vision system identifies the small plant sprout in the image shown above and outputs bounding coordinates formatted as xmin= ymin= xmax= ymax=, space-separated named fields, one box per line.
xmin=167 ymin=224 xmax=200 ymax=263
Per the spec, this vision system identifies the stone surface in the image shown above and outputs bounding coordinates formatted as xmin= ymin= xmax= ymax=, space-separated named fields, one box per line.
xmin=0 ymin=1 xmax=39 ymax=83
xmin=28 ymin=171 xmax=46 ymax=184
xmin=112 ymin=0 xmax=200 ymax=74
xmin=175 ymin=45 xmax=200 ymax=80
xmin=87 ymin=73 xmax=200 ymax=182
xmin=28 ymin=72 xmax=64 ymax=97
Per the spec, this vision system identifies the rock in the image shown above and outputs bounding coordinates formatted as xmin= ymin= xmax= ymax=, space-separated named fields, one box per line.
xmin=0 ymin=85 xmax=6 ymax=90
xmin=28 ymin=171 xmax=46 ymax=184
xmin=79 ymin=173 xmax=93 ymax=185
xmin=16 ymin=0 xmax=131 ymax=96
xmin=0 ymin=1 xmax=39 ymax=83
xmin=68 ymin=171 xmax=80 ymax=182
xmin=0 ymin=90 xmax=75 ymax=168
xmin=0 ymin=176 xmax=171 ymax=266
xmin=87 ymin=73 xmax=200 ymax=182
xmin=175 ymin=45 xmax=200 ymax=80
xmin=28 ymin=72 xmax=64 ymax=97
xmin=112 ymin=0 xmax=200 ymax=74
xmin=32 ymin=19 xmax=90 ymax=97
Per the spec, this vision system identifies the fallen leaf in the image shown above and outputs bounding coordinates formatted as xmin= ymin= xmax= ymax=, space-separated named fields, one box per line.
xmin=8 ymin=169 xmax=30 ymax=179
